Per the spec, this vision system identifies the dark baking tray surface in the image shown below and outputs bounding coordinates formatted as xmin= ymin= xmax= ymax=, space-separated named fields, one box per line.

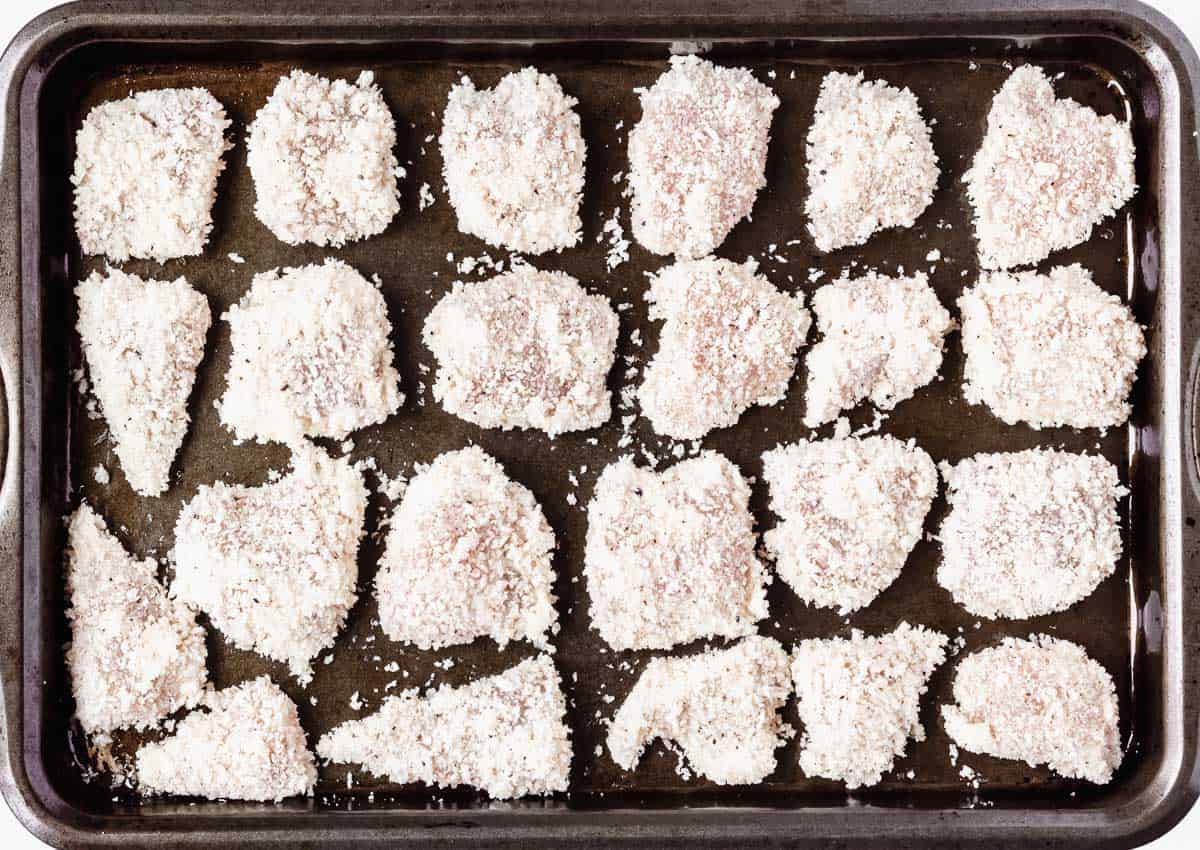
xmin=1 ymin=2 xmax=1198 ymax=848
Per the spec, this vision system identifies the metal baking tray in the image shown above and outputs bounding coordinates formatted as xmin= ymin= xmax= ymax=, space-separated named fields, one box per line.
xmin=0 ymin=0 xmax=1198 ymax=847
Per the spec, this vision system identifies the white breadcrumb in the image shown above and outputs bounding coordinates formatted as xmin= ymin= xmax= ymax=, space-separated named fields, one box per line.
xmin=172 ymin=442 xmax=367 ymax=683
xmin=317 ymin=655 xmax=571 ymax=799
xmin=762 ymin=435 xmax=937 ymax=613
xmin=440 ymin=68 xmax=585 ymax=253
xmin=937 ymin=449 xmax=1124 ymax=619
xmin=628 ymin=56 xmax=779 ymax=258
xmin=966 ymin=64 xmax=1136 ymax=269
xmin=375 ymin=446 xmax=557 ymax=650
xmin=608 ymin=636 xmax=793 ymax=785
xmin=72 ymin=87 xmax=230 ymax=263
xmin=247 ymin=70 xmax=400 ymax=247
xmin=65 ymin=503 xmax=207 ymax=735
xmin=423 ymin=267 xmax=618 ymax=435
xmin=137 ymin=676 xmax=317 ymax=801
xmin=584 ymin=452 xmax=768 ymax=650
xmin=958 ymin=264 xmax=1145 ymax=429
xmin=218 ymin=258 xmax=403 ymax=444
xmin=639 ymin=257 xmax=810 ymax=439
xmin=942 ymin=635 xmax=1122 ymax=783
xmin=76 ymin=269 xmax=211 ymax=496
xmin=804 ymin=271 xmax=952 ymax=428
xmin=805 ymin=71 xmax=938 ymax=252
xmin=792 ymin=622 xmax=948 ymax=788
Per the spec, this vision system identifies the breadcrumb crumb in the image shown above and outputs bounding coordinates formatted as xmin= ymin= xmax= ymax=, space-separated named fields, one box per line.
xmin=608 ymin=637 xmax=793 ymax=784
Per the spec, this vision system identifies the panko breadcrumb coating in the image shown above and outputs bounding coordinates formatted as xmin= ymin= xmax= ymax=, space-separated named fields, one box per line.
xmin=374 ymin=446 xmax=557 ymax=650
xmin=440 ymin=68 xmax=585 ymax=253
xmin=218 ymin=258 xmax=403 ymax=444
xmin=628 ymin=56 xmax=779 ymax=258
xmin=172 ymin=442 xmax=367 ymax=683
xmin=72 ymin=87 xmax=231 ymax=263
xmin=639 ymin=257 xmax=810 ymax=440
xmin=763 ymin=435 xmax=937 ymax=614
xmin=247 ymin=70 xmax=401 ymax=247
xmin=607 ymin=636 xmax=793 ymax=785
xmin=937 ymin=449 xmax=1124 ymax=619
xmin=792 ymin=623 xmax=948 ymax=788
xmin=584 ymin=453 xmax=769 ymax=651
xmin=806 ymin=71 xmax=939 ymax=252
xmin=966 ymin=64 xmax=1136 ymax=270
xmin=137 ymin=676 xmax=317 ymax=801
xmin=958 ymin=264 xmax=1145 ymax=430
xmin=423 ymin=267 xmax=618 ymax=435
xmin=804 ymin=271 xmax=952 ymax=428
xmin=76 ymin=269 xmax=211 ymax=496
xmin=942 ymin=635 xmax=1122 ymax=784
xmin=66 ymin=503 xmax=207 ymax=736
xmin=317 ymin=655 xmax=571 ymax=799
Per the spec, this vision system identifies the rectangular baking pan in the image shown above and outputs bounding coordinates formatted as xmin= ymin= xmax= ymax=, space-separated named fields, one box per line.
xmin=1 ymin=0 xmax=1199 ymax=847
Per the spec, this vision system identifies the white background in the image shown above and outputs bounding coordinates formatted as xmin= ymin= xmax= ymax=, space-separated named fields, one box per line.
xmin=0 ymin=0 xmax=1196 ymax=847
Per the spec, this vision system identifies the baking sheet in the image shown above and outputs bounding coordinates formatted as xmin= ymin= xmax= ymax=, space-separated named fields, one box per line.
xmin=52 ymin=45 xmax=1143 ymax=812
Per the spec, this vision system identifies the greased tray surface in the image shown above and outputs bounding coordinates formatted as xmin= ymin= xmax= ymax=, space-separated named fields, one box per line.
xmin=3 ymin=3 xmax=1199 ymax=848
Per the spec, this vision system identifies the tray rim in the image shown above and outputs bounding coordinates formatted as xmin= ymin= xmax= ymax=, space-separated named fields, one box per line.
xmin=1 ymin=1 xmax=1198 ymax=847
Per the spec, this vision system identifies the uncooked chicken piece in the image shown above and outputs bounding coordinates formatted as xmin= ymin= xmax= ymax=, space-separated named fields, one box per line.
xmin=966 ymin=64 xmax=1136 ymax=270
xmin=440 ymin=67 xmax=586 ymax=253
xmin=217 ymin=258 xmax=403 ymax=444
xmin=137 ymin=676 xmax=317 ymax=801
xmin=247 ymin=70 xmax=401 ymax=247
xmin=628 ymin=56 xmax=779 ymax=258
xmin=803 ymin=271 xmax=952 ymax=428
xmin=608 ymin=636 xmax=792 ymax=784
xmin=172 ymin=442 xmax=367 ymax=683
xmin=762 ymin=435 xmax=937 ymax=614
xmin=942 ymin=635 xmax=1122 ymax=784
xmin=639 ymin=256 xmax=810 ymax=439
xmin=317 ymin=655 xmax=571 ymax=799
xmin=72 ymin=87 xmax=231 ymax=262
xmin=791 ymin=622 xmax=947 ymax=788
xmin=937 ymin=449 xmax=1124 ymax=619
xmin=423 ymin=267 xmax=618 ymax=435
xmin=374 ymin=446 xmax=557 ymax=650
xmin=66 ymin=503 xmax=207 ymax=735
xmin=76 ymin=269 xmax=211 ymax=496
xmin=805 ymin=71 xmax=939 ymax=252
xmin=958 ymin=264 xmax=1145 ymax=430
xmin=584 ymin=452 xmax=769 ymax=651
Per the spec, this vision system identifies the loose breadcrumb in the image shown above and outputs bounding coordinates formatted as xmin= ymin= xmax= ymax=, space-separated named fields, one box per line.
xmin=639 ymin=257 xmax=810 ymax=439
xmin=763 ymin=435 xmax=937 ymax=613
xmin=375 ymin=446 xmax=557 ymax=650
xmin=805 ymin=71 xmax=939 ymax=252
xmin=76 ymin=269 xmax=211 ymax=496
xmin=424 ymin=267 xmax=618 ymax=435
xmin=958 ymin=264 xmax=1145 ymax=429
xmin=804 ymin=271 xmax=952 ymax=428
xmin=584 ymin=452 xmax=768 ymax=650
xmin=247 ymin=70 xmax=400 ymax=247
xmin=440 ymin=68 xmax=585 ymax=253
xmin=966 ymin=64 xmax=1136 ymax=269
xmin=792 ymin=622 xmax=948 ymax=788
xmin=317 ymin=655 xmax=571 ymax=799
xmin=942 ymin=635 xmax=1122 ymax=783
xmin=137 ymin=676 xmax=317 ymax=801
xmin=172 ymin=442 xmax=367 ymax=683
xmin=72 ymin=87 xmax=231 ymax=262
xmin=218 ymin=258 xmax=403 ymax=444
xmin=937 ymin=449 xmax=1124 ymax=619
xmin=628 ymin=56 xmax=779 ymax=258
xmin=608 ymin=636 xmax=793 ymax=785
xmin=66 ymin=503 xmax=207 ymax=735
